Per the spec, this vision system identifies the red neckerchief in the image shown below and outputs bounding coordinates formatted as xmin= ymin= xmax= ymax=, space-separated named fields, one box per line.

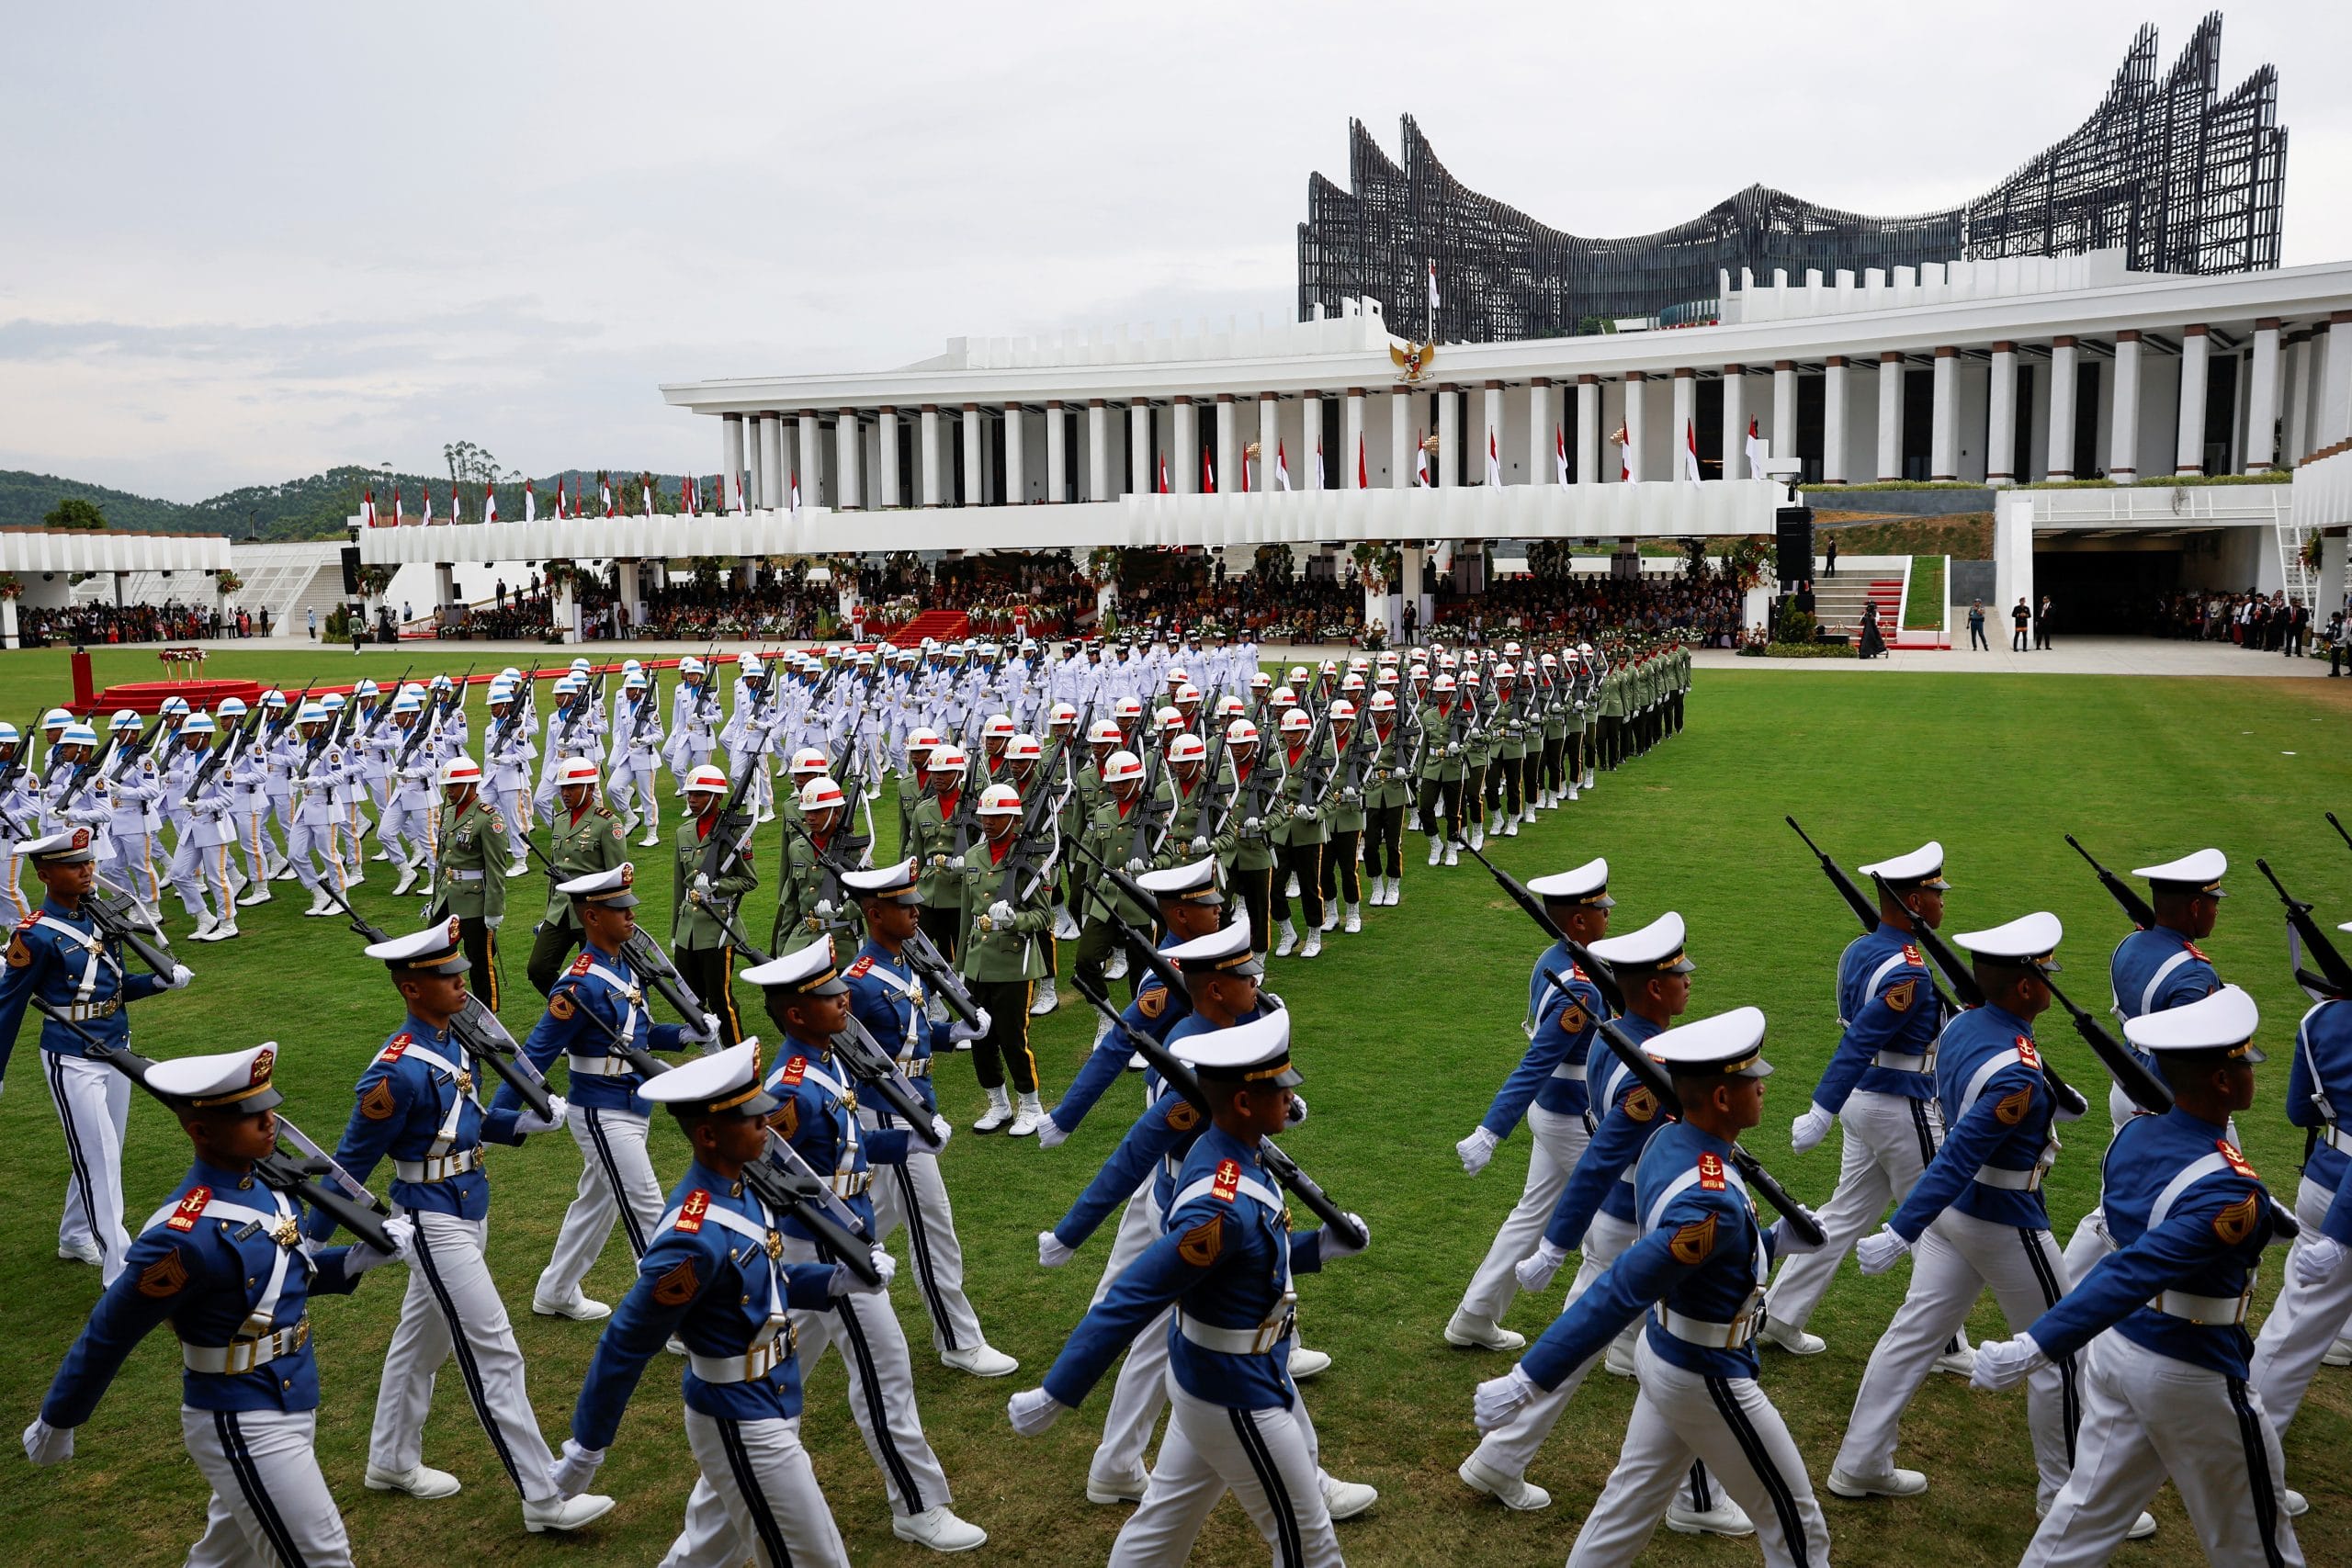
xmin=1115 ymin=795 xmax=1136 ymax=821
xmin=1285 ymin=743 xmax=1305 ymax=766
xmin=695 ymin=814 xmax=715 ymax=842
xmin=988 ymin=836 xmax=1012 ymax=866
xmin=937 ymin=787 xmax=960 ymax=818
xmin=569 ymin=802 xmax=590 ymax=827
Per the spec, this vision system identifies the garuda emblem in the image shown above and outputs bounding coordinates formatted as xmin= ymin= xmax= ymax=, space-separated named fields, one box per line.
xmin=1389 ymin=339 xmax=1437 ymax=383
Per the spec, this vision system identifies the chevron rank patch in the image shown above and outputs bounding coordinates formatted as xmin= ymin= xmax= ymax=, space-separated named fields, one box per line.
xmin=138 ymin=1248 xmax=190 ymax=1298
xmin=1669 ymin=1215 xmax=1718 ymax=1266
xmin=360 ymin=1079 xmax=398 ymax=1121
xmin=652 ymin=1258 xmax=700 ymax=1306
xmin=1559 ymin=1003 xmax=1588 ymax=1034
xmin=2213 ymin=1194 xmax=2259 ymax=1246
xmin=548 ymin=992 xmax=574 ymax=1021
xmin=1166 ymin=1101 xmax=1201 ymax=1132
xmin=1884 ymin=979 xmax=1917 ymax=1014
xmin=1995 ymin=1088 xmax=2033 ymax=1125
xmin=1179 ymin=1216 xmax=1223 ymax=1266
xmin=1624 ymin=1088 xmax=1658 ymax=1123
xmin=1137 ymin=987 xmax=1168 ymax=1019
xmin=6 ymin=934 xmax=28 ymax=968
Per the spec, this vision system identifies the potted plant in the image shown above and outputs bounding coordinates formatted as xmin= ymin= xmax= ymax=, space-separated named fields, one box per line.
xmin=0 ymin=574 xmax=23 ymax=602
xmin=214 ymin=570 xmax=243 ymax=595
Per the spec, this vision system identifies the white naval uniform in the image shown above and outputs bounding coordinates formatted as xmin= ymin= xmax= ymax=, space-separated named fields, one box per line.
xmin=2250 ymin=1171 xmax=2352 ymax=1435
xmin=1763 ymin=1085 xmax=1947 ymax=1329
xmin=48 ymin=1048 xmax=133 ymax=1281
xmin=1458 ymin=1102 xmax=1588 ymax=1325
xmin=665 ymin=1407 xmax=853 ymax=1568
xmin=536 ymin=1100 xmax=665 ymax=1308
xmin=182 ymin=1406 xmax=355 ymax=1568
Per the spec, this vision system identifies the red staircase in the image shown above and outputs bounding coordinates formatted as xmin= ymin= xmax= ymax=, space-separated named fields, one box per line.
xmin=894 ymin=610 xmax=970 ymax=645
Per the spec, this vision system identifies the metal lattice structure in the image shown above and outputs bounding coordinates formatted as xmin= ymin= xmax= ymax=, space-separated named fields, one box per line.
xmin=1297 ymin=14 xmax=2285 ymax=342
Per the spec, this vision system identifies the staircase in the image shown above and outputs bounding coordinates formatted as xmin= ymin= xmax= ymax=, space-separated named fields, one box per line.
xmin=893 ymin=610 xmax=970 ymax=645
xmin=1808 ymin=570 xmax=1901 ymax=635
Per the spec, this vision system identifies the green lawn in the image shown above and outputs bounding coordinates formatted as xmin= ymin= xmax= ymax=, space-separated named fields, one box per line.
xmin=1904 ymin=557 xmax=1945 ymax=632
xmin=3 ymin=648 xmax=2350 ymax=1566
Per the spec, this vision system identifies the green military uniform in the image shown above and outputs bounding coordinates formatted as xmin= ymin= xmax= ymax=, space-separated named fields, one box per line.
xmin=771 ymin=822 xmax=865 ymax=957
xmin=673 ymin=812 xmax=758 ymax=1045
xmin=1361 ymin=708 xmax=1414 ymax=901
xmin=433 ymin=790 xmax=508 ymax=1010
xmin=1415 ymin=688 xmax=1471 ymax=859
xmin=1069 ymin=788 xmax=1160 ymax=996
xmin=526 ymin=796 xmax=632 ymax=995
xmin=1317 ymin=716 xmax=1371 ymax=921
xmin=910 ymin=784 xmax=971 ymax=964
xmin=1597 ymin=657 xmax=1627 ymax=772
xmin=1270 ymin=724 xmax=1331 ymax=943
xmin=1539 ymin=663 xmax=1570 ymax=803
xmin=1217 ymin=744 xmax=1282 ymax=954
xmin=953 ymin=829 xmax=1054 ymax=1098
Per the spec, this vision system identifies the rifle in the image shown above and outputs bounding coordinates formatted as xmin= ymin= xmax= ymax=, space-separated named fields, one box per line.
xmin=84 ymin=876 xmax=180 ymax=978
xmin=1787 ymin=817 xmax=1968 ymax=1026
xmin=2029 ymin=956 xmax=2174 ymax=1116
xmin=1291 ymin=698 xmax=1340 ymax=816
xmin=1069 ymin=973 xmax=1366 ymax=1249
xmin=2256 ymin=858 xmax=2352 ymax=1000
xmin=2066 ymin=835 xmax=2158 ymax=931
xmin=1122 ymin=745 xmax=1175 ymax=866
xmin=1465 ymin=843 xmax=1826 ymax=1246
xmin=516 ymin=832 xmax=709 ymax=1024
xmin=696 ymin=704 xmax=776 ymax=887
xmin=2332 ymin=812 xmax=2352 ymax=856
xmin=316 ymin=882 xmax=560 ymax=1122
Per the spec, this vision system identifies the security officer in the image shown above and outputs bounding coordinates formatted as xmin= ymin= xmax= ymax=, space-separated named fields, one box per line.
xmin=306 ymin=919 xmax=607 ymax=1530
xmin=1473 ymin=1008 xmax=1832 ymax=1568
xmin=1976 ymin=986 xmax=2305 ymax=1562
xmin=953 ymin=782 xmax=1054 ymax=1136
xmin=673 ymin=763 xmax=756 ymax=1047
xmin=1359 ymin=689 xmax=1412 ymax=908
xmin=1415 ymin=671 xmax=1468 ymax=868
xmin=1071 ymin=750 xmax=1156 ymax=1003
xmin=1008 ymin=1009 xmax=1373 ymax=1564
xmin=1217 ymin=718 xmax=1280 ymax=958
xmin=909 ymin=744 xmax=973 ymax=969
xmin=428 ymin=755 xmax=507 ymax=1010
xmin=842 ymin=859 xmax=1019 ymax=1379
xmin=552 ymin=1042 xmax=876 ymax=1568
xmin=0 ymin=826 xmax=192 ymax=1282
xmin=22 ymin=1043 xmax=407 ymax=1568
xmin=773 ymin=775 xmax=865 ymax=957
xmin=743 ymin=939 xmax=988 ymax=1552
xmin=494 ymin=864 xmax=718 ymax=1323
xmin=526 ymin=756 xmax=632 ymax=997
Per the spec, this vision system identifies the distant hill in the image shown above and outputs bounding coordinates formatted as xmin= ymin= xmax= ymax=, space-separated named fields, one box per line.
xmin=0 ymin=466 xmax=723 ymax=543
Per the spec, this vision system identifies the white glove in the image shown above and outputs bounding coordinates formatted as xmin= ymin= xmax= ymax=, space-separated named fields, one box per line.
xmin=813 ymin=899 xmax=834 ymax=919
xmin=20 ymin=1418 xmax=73 ymax=1466
xmin=1770 ymin=1210 xmax=1826 ymax=1257
xmin=164 ymin=964 xmax=193 ymax=990
xmin=691 ymin=1011 xmax=720 ymax=1043
xmin=346 ymin=1214 xmax=415 ymax=1276
xmin=2294 ymin=1235 xmax=2346 ymax=1288
xmin=988 ymin=900 xmax=1014 ymax=926
xmin=1191 ymin=835 xmax=1210 ymax=854
xmin=1473 ymin=1365 xmax=1537 ymax=1432
xmin=1856 ymin=1225 xmax=1911 ymax=1276
xmin=1970 ymin=1334 xmax=2051 ymax=1392
xmin=1515 ymin=1238 xmax=1569 ymax=1293
xmin=1318 ymin=1213 xmax=1369 ymax=1259
xmin=1791 ymin=1102 xmax=1835 ymax=1156
xmin=1286 ymin=1093 xmax=1308 ymax=1124
xmin=1035 ymin=1117 xmax=1069 ymax=1149
xmin=1456 ymin=1125 xmax=1500 ymax=1176
xmin=1038 ymin=1230 xmax=1075 ymax=1269
xmin=1007 ymin=1386 xmax=1067 ymax=1436
xmin=1445 ymin=741 xmax=1462 ymax=756
xmin=929 ymin=1114 xmax=953 ymax=1147
xmin=548 ymin=1438 xmax=605 ymax=1498
xmin=1124 ymin=857 xmax=1147 ymax=874
xmin=515 ymin=1094 xmax=570 ymax=1136
xmin=1242 ymin=816 xmax=1261 ymax=833
xmin=692 ymin=871 xmax=712 ymax=893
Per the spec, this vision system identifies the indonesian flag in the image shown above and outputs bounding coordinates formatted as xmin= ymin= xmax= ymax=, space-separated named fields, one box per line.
xmin=483 ymin=482 xmax=498 ymax=524
xmin=642 ymin=474 xmax=655 ymax=518
xmin=1414 ymin=430 xmax=1430 ymax=488
xmin=1275 ymin=439 xmax=1291 ymax=491
xmin=362 ymin=488 xmax=377 ymax=527
xmin=393 ymin=486 xmax=404 ymax=525
xmin=524 ymin=479 xmax=536 ymax=523
xmin=600 ymin=475 xmax=615 ymax=517
xmin=1315 ymin=439 xmax=1325 ymax=490
xmin=448 ymin=482 xmax=461 ymax=524
xmin=1158 ymin=451 xmax=1170 ymax=494
xmin=1611 ymin=424 xmax=1630 ymax=481
xmin=1682 ymin=419 xmax=1703 ymax=484
xmin=1356 ymin=434 xmax=1367 ymax=490
xmin=790 ymin=468 xmax=801 ymax=516
xmin=1555 ymin=424 xmax=1569 ymax=484
xmin=420 ymin=486 xmax=433 ymax=525
xmin=1486 ymin=429 xmax=1502 ymax=488
xmin=1201 ymin=447 xmax=1215 ymax=494
xmin=1427 ymin=258 xmax=1441 ymax=317
xmin=554 ymin=476 xmax=567 ymax=518
xmin=684 ymin=475 xmax=697 ymax=516
xmin=1745 ymin=417 xmax=1770 ymax=482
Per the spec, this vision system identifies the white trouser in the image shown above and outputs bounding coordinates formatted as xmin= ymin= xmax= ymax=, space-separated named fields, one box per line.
xmin=166 ymin=831 xmax=232 ymax=919
xmin=1458 ymin=1104 xmax=1588 ymax=1325
xmin=536 ymin=1106 xmax=664 ymax=1305
xmin=377 ymin=797 xmax=424 ymax=867
xmin=1467 ymin=1209 xmax=1712 ymax=1516
xmin=779 ymin=1234 xmax=954 ymax=1519
xmin=286 ymin=818 xmax=345 ymax=893
xmin=182 ymin=1405 xmax=354 ymax=1568
xmin=1566 ymin=1337 xmax=1830 ymax=1568
xmin=267 ymin=788 xmax=297 ymax=840
xmin=337 ymin=802 xmax=366 ymax=874
xmin=1765 ymin=1088 xmax=1943 ymax=1330
xmin=872 ymin=1143 xmax=985 ymax=1356
xmin=1834 ymin=1207 xmax=2077 ymax=1506
xmin=2022 ymin=1334 xmax=2303 ymax=1568
xmin=46 ymin=1051 xmax=130 ymax=1283
xmin=1107 ymin=1379 xmax=1341 ymax=1568
xmin=105 ymin=832 xmax=162 ymax=910
xmin=2250 ymin=1173 xmax=2352 ymax=1438
xmin=232 ymin=805 xmax=272 ymax=882
xmin=488 ymin=786 xmax=528 ymax=858
xmin=373 ymin=1208 xmax=560 ymax=1500
xmin=662 ymin=1409 xmax=852 ymax=1568
xmin=1090 ymin=1180 xmax=1170 ymax=1479
xmin=1 ymin=847 xmax=28 ymax=922
xmin=607 ymin=763 xmax=660 ymax=828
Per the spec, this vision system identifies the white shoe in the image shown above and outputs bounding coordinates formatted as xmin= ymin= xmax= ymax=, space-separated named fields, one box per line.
xmin=266 ymin=857 xmax=293 ymax=880
xmin=365 ymin=1463 xmax=461 ymax=1499
xmin=940 ymin=1343 xmax=1019 ymax=1378
xmin=1758 ymin=1317 xmax=1826 ymax=1356
xmin=1343 ymin=903 xmax=1362 ymax=934
xmin=236 ymin=886 xmax=273 ymax=908
xmin=1458 ymin=1456 xmax=1550 ymax=1511
xmin=271 ymin=865 xmax=300 ymax=882
xmin=190 ymin=910 xmax=220 ymax=941
xmin=1444 ymin=846 xmax=1459 ymax=866
xmin=212 ymin=920 xmax=239 ymax=942
xmin=1299 ymin=929 xmax=1321 ymax=959
xmin=1091 ymin=1013 xmax=1115 ymax=1050
xmin=56 ymin=1240 xmax=102 ymax=1266
xmin=1602 ymin=1341 xmax=1636 ymax=1379
xmin=891 ymin=1505 xmax=987 ymax=1552
xmin=1029 ymin=978 xmax=1058 ymax=1016
xmin=1319 ymin=904 xmax=1338 ymax=932
xmin=1386 ymin=880 xmax=1402 ymax=907
xmin=1288 ymin=1346 xmax=1331 ymax=1380
xmin=391 ymin=866 xmax=418 ymax=897
xmin=638 ymin=831 xmax=661 ymax=848
xmin=506 ymin=859 xmax=528 ymax=878
xmin=1500 ymin=818 xmax=1519 ymax=838
xmin=530 ymin=1293 xmax=612 ymax=1322
xmin=1469 ymin=824 xmax=1485 ymax=851
xmin=1274 ymin=920 xmax=1298 ymax=958
xmin=1284 ymin=874 xmax=1301 ymax=897
xmin=973 ymin=1091 xmax=1012 ymax=1134
xmin=1443 ymin=1311 xmax=1526 ymax=1352
xmin=1933 ymin=1345 xmax=1977 ymax=1378
xmin=1087 ymin=1466 xmax=1149 ymax=1505
xmin=524 ymin=1494 xmax=617 ymax=1533
xmin=1667 ymin=1498 xmax=1756 ymax=1537
xmin=1567 ymin=784 xmax=1580 ymax=801
xmin=1126 ymin=1052 xmax=1146 ymax=1071
xmin=2286 ymin=1489 xmax=2309 ymax=1517
xmin=303 ymin=886 xmax=335 ymax=917
xmin=756 ymin=808 xmax=776 ymax=824
xmin=1826 ymin=1465 xmax=1928 ymax=1499
xmin=369 ymin=851 xmax=391 ymax=863
xmin=1008 ymin=1094 xmax=1044 ymax=1137
xmin=2035 ymin=1496 xmax=2155 ymax=1539
xmin=1366 ymin=875 xmax=1385 ymax=905
xmin=665 ymin=1337 xmax=688 ymax=1356
xmin=1102 ymin=948 xmax=1128 ymax=981
xmin=2324 ymin=1339 xmax=2352 ymax=1369
xmin=1521 ymin=807 xmax=1537 ymax=825
xmin=1427 ymin=839 xmax=1444 ymax=867
xmin=1321 ymin=1476 xmax=1378 ymax=1522
xmin=1052 ymin=904 xmax=1080 ymax=941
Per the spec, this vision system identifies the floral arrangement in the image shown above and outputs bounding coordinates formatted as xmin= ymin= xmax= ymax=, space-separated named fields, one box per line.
xmin=213 ymin=570 xmax=243 ymax=594
xmin=0 ymin=575 xmax=22 ymax=602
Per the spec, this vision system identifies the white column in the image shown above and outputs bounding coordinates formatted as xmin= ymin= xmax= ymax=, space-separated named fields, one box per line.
xmin=1986 ymin=344 xmax=2018 ymax=486
xmin=759 ymin=412 xmax=785 ymax=508
xmin=1045 ymin=401 xmax=1067 ymax=502
xmin=1344 ymin=389 xmax=1367 ymax=489
xmin=1214 ymin=395 xmax=1237 ymax=493
xmin=435 ymin=564 xmax=457 ymax=612
xmin=1258 ymin=392 xmax=1280 ymax=491
xmin=2109 ymin=330 xmax=2142 ymax=482
xmin=919 ymin=405 xmax=943 ymax=505
xmin=1390 ymin=386 xmax=1413 ymax=488
xmin=834 ymin=411 xmax=861 ymax=508
xmin=1772 ymin=360 xmax=1796 ymax=464
xmin=1003 ymin=404 xmax=1026 ymax=503
xmin=1993 ymin=492 xmax=2035 ymax=626
xmin=721 ymin=414 xmax=744 ymax=508
xmin=1130 ymin=401 xmax=1153 ymax=492
xmin=1671 ymin=369 xmax=1696 ymax=480
xmin=555 ymin=581 xmax=578 ymax=645
xmin=1086 ymin=400 xmax=1109 ymax=500
xmin=1173 ymin=397 xmax=1198 ymax=494
xmin=1437 ymin=385 xmax=1460 ymax=486
xmin=2174 ymin=326 xmax=2210 ymax=475
xmin=1721 ymin=366 xmax=1746 ymax=480
xmin=1576 ymin=375 xmax=1600 ymax=485
xmin=1480 ymin=380 xmax=1504 ymax=484
xmin=1623 ymin=372 xmax=1647 ymax=483
xmin=1875 ymin=351 xmax=1903 ymax=481
xmin=2324 ymin=311 xmax=2352 ymax=449
xmin=1818 ymin=358 xmax=1849 ymax=484
xmin=1302 ymin=390 xmax=1324 ymax=491
xmin=617 ymin=561 xmax=642 ymax=627
xmin=877 ymin=408 xmax=901 ymax=507
xmin=1528 ymin=378 xmax=1553 ymax=482
xmin=2046 ymin=337 xmax=2078 ymax=479
xmin=961 ymin=404 xmax=985 ymax=504
xmin=797 ymin=412 xmax=822 ymax=503
xmin=2245 ymin=320 xmax=2280 ymax=473
xmin=1929 ymin=347 xmax=1958 ymax=480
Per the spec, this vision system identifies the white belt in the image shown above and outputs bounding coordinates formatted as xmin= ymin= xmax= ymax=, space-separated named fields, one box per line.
xmin=690 ymin=1325 xmax=797 ymax=1384
xmin=1548 ymin=1063 xmax=1587 ymax=1081
xmin=1175 ymin=1302 xmax=1295 ymax=1356
xmin=1654 ymin=1302 xmax=1761 ymax=1349
xmin=2152 ymin=1288 xmax=2252 ymax=1325
xmin=449 ymin=869 xmax=484 ymax=881
xmin=565 ymin=1053 xmax=635 ymax=1077
xmin=1974 ymin=1164 xmax=2046 ymax=1192
xmin=899 ymin=1058 xmax=932 ymax=1079
xmin=61 ymin=999 xmax=121 ymax=1021
xmin=2321 ymin=1125 xmax=2350 ymax=1155
xmin=830 ymin=1171 xmax=872 ymax=1199
xmin=394 ymin=1148 xmax=482 ymax=1183
xmin=183 ymin=1319 xmax=310 ymax=1374
xmin=1871 ymin=1050 xmax=1931 ymax=1072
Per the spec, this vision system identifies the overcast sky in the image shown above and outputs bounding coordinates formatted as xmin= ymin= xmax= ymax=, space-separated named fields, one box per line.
xmin=3 ymin=2 xmax=2343 ymax=502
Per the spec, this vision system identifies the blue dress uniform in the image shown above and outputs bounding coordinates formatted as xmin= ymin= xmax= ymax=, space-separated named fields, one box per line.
xmin=744 ymin=939 xmax=977 ymax=1545
xmin=1454 ymin=860 xmax=1613 ymax=1347
xmin=1987 ymin=987 xmax=2306 ymax=1567
xmin=1836 ymin=912 xmax=2088 ymax=1512
xmin=1014 ymin=1011 xmax=1369 ymax=1568
xmin=2251 ymin=984 xmax=2352 ymax=1444
xmin=1770 ymin=845 xmax=1951 ymax=1350
xmin=0 ymin=829 xmax=184 ymax=1283
xmin=26 ymin=1044 xmax=395 ymax=1568
xmin=1481 ymin=1014 xmax=1829 ymax=1568
xmin=492 ymin=866 xmax=701 ymax=1317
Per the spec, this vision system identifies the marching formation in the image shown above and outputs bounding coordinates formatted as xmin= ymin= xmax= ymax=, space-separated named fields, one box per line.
xmin=17 ymin=628 xmax=2339 ymax=1565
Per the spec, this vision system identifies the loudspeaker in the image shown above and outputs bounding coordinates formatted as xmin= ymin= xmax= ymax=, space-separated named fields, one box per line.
xmin=339 ymin=545 xmax=362 ymax=595
xmin=1774 ymin=505 xmax=1814 ymax=587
